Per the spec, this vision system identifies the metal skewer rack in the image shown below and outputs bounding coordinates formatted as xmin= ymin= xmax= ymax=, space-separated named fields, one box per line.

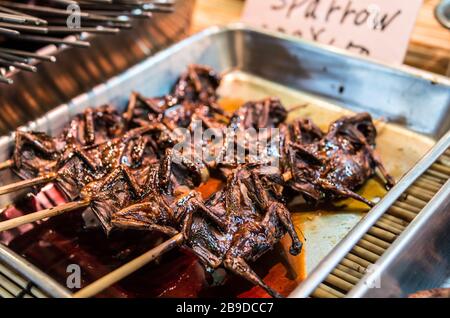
xmin=0 ymin=25 xmax=449 ymax=298
xmin=0 ymin=0 xmax=195 ymax=135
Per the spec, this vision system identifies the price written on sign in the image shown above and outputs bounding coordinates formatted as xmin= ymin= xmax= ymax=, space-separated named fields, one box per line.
xmin=242 ymin=0 xmax=423 ymax=64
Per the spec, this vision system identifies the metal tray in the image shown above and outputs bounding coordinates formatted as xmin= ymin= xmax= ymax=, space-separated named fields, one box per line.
xmin=0 ymin=25 xmax=449 ymax=298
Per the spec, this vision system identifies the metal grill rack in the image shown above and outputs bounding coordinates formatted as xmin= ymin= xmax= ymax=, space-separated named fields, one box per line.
xmin=0 ymin=0 xmax=176 ymax=84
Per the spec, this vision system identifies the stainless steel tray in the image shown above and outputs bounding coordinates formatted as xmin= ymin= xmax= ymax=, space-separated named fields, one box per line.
xmin=0 ymin=25 xmax=449 ymax=298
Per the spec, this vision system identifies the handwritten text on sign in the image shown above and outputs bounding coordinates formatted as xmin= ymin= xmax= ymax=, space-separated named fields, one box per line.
xmin=242 ymin=0 xmax=423 ymax=64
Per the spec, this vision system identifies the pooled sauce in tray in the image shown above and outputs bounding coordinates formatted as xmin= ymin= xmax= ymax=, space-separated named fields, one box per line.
xmin=0 ymin=72 xmax=435 ymax=298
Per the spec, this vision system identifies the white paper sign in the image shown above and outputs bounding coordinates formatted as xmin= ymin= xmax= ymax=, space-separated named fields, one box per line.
xmin=242 ymin=0 xmax=423 ymax=64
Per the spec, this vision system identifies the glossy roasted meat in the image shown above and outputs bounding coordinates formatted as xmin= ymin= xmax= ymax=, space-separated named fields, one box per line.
xmin=2 ymin=64 xmax=397 ymax=299
xmin=12 ymin=131 xmax=64 ymax=180
xmin=10 ymin=106 xmax=124 ymax=182
xmin=82 ymin=165 xmax=145 ymax=234
xmin=230 ymin=97 xmax=287 ymax=131
xmin=123 ymin=92 xmax=172 ymax=129
xmin=185 ymin=167 xmax=302 ymax=298
xmin=61 ymin=105 xmax=124 ymax=146
xmin=124 ymin=65 xmax=226 ymax=132
xmin=84 ymin=148 xmax=209 ymax=234
xmin=284 ymin=113 xmax=394 ymax=206
xmin=172 ymin=64 xmax=221 ymax=106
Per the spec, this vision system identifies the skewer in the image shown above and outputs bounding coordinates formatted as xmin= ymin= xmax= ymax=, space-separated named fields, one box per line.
xmin=0 ymin=48 xmax=56 ymax=62
xmin=46 ymin=26 xmax=120 ymax=34
xmin=0 ymin=27 xmax=19 ymax=36
xmin=0 ymin=5 xmax=48 ymax=25
xmin=0 ymin=159 xmax=13 ymax=171
xmin=0 ymin=52 xmax=28 ymax=64
xmin=0 ymin=2 xmax=90 ymax=19
xmin=0 ymin=173 xmax=56 ymax=196
xmin=0 ymin=58 xmax=37 ymax=73
xmin=0 ymin=200 xmax=89 ymax=232
xmin=5 ymin=34 xmax=91 ymax=48
xmin=0 ymin=12 xmax=27 ymax=24
xmin=0 ymin=272 xmax=32 ymax=298
xmin=0 ymin=22 xmax=48 ymax=34
xmin=72 ymin=232 xmax=183 ymax=298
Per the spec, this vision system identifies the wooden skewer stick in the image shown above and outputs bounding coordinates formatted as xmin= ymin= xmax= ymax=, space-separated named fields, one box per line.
xmin=0 ymin=159 xmax=13 ymax=171
xmin=0 ymin=173 xmax=57 ymax=196
xmin=72 ymin=233 xmax=184 ymax=298
xmin=0 ymin=200 xmax=89 ymax=232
